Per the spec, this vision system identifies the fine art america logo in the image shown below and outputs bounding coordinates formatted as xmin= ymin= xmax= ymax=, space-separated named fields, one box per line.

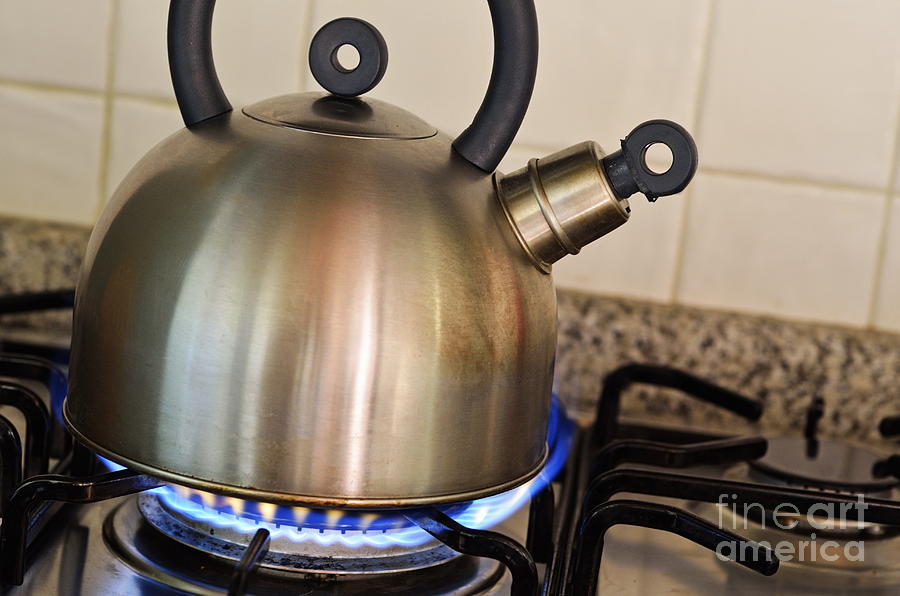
xmin=714 ymin=493 xmax=868 ymax=563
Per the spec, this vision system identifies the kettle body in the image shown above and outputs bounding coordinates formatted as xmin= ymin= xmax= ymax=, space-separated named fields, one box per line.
xmin=66 ymin=94 xmax=556 ymax=506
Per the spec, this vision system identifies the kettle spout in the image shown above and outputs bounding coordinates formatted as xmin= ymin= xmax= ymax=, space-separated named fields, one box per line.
xmin=495 ymin=120 xmax=698 ymax=271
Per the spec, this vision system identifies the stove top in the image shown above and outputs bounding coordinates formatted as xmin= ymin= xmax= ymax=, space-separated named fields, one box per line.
xmin=2 ymin=293 xmax=900 ymax=595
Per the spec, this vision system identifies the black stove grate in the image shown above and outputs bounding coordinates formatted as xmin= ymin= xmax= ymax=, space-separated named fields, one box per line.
xmin=557 ymin=363 xmax=900 ymax=595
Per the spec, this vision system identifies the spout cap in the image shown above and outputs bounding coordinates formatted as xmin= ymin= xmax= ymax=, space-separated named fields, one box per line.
xmin=602 ymin=120 xmax=698 ymax=202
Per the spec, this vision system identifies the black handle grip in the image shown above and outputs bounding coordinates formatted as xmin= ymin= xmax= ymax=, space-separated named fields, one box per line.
xmin=167 ymin=0 xmax=538 ymax=173
xmin=602 ymin=120 xmax=699 ymax=201
xmin=168 ymin=0 xmax=231 ymax=127
xmin=452 ymin=0 xmax=539 ymax=172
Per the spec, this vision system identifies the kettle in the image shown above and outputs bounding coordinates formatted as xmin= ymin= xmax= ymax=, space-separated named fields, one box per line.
xmin=64 ymin=0 xmax=697 ymax=507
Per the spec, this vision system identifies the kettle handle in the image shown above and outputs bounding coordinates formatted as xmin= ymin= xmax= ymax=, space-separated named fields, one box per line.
xmin=167 ymin=0 xmax=538 ymax=173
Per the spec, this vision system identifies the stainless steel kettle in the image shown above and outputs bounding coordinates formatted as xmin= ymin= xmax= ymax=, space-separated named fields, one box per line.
xmin=64 ymin=0 xmax=698 ymax=507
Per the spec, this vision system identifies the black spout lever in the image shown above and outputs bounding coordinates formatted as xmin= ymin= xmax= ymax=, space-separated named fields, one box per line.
xmin=603 ymin=120 xmax=698 ymax=201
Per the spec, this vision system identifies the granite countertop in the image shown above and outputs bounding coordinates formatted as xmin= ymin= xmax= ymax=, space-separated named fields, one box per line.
xmin=2 ymin=215 xmax=899 ymax=444
xmin=0 ymin=216 xmax=88 ymax=338
xmin=556 ymin=290 xmax=900 ymax=443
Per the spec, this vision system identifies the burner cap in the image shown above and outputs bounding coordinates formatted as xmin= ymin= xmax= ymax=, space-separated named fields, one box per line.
xmin=749 ymin=437 xmax=898 ymax=493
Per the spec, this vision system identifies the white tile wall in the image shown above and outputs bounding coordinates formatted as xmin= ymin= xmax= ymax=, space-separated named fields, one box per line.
xmin=521 ymin=0 xmax=710 ymax=152
xmin=116 ymin=0 xmax=308 ymax=106
xmin=112 ymin=0 xmax=171 ymax=98
xmin=896 ymin=153 xmax=900 ymax=194
xmin=0 ymin=86 xmax=104 ymax=224
xmin=307 ymin=1 xmax=494 ymax=135
xmin=677 ymin=173 xmax=885 ymax=326
xmin=1 ymin=0 xmax=900 ymax=331
xmin=0 ymin=0 xmax=112 ymax=90
xmin=700 ymin=0 xmax=900 ymax=188
xmin=874 ymin=196 xmax=900 ymax=331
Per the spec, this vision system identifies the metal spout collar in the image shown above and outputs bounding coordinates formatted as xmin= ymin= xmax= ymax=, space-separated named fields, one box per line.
xmin=494 ymin=142 xmax=630 ymax=272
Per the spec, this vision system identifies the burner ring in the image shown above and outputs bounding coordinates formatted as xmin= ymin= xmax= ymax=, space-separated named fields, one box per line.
xmin=139 ymin=492 xmax=460 ymax=575
xmin=105 ymin=497 xmax=506 ymax=594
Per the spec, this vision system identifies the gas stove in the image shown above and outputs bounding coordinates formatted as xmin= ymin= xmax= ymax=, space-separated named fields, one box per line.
xmin=2 ymin=298 xmax=900 ymax=595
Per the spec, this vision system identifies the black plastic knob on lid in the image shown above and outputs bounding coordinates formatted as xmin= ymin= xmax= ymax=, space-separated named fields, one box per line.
xmin=308 ymin=18 xmax=388 ymax=98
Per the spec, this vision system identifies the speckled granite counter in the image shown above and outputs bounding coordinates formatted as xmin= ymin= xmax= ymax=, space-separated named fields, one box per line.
xmin=556 ymin=291 xmax=900 ymax=441
xmin=1 ymin=215 xmax=899 ymax=442
xmin=0 ymin=216 xmax=88 ymax=337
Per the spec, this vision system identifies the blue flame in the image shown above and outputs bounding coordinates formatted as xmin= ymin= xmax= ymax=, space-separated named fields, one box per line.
xmin=98 ymin=396 xmax=573 ymax=549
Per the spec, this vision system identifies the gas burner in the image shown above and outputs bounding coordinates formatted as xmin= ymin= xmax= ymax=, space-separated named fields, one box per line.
xmin=88 ymin=401 xmax=574 ymax=593
xmin=139 ymin=490 xmax=461 ymax=574
xmin=748 ymin=436 xmax=899 ymax=494
xmin=106 ymin=497 xmax=507 ymax=595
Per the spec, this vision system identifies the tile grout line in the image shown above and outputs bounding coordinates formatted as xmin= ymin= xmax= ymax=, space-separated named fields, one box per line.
xmin=864 ymin=94 xmax=900 ymax=328
xmin=113 ymin=92 xmax=178 ymax=108
xmin=668 ymin=0 xmax=718 ymax=305
xmin=698 ymin=166 xmax=888 ymax=196
xmin=92 ymin=0 xmax=121 ymax=223
xmin=0 ymin=78 xmax=104 ymax=98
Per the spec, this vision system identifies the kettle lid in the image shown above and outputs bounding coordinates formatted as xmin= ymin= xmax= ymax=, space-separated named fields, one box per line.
xmin=243 ymin=93 xmax=437 ymax=140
